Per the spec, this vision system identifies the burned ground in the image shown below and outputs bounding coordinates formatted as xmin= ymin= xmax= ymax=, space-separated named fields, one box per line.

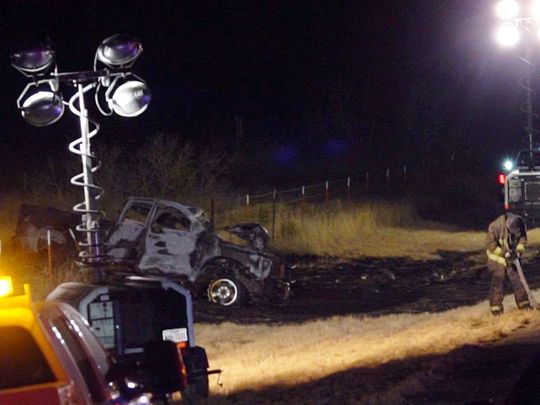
xmin=196 ymin=250 xmax=540 ymax=324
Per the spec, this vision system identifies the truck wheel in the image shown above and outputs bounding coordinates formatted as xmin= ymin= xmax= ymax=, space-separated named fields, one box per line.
xmin=207 ymin=277 xmax=247 ymax=306
xmin=182 ymin=384 xmax=207 ymax=404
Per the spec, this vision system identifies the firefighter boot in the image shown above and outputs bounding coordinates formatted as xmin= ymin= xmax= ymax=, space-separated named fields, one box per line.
xmin=518 ymin=302 xmax=533 ymax=311
xmin=491 ymin=305 xmax=504 ymax=316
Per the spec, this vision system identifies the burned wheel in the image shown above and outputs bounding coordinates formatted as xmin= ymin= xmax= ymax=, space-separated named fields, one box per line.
xmin=207 ymin=278 xmax=247 ymax=306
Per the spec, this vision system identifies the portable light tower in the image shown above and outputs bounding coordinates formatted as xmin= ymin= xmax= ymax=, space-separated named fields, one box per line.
xmin=11 ymin=34 xmax=151 ymax=279
xmin=495 ymin=0 xmax=540 ymax=157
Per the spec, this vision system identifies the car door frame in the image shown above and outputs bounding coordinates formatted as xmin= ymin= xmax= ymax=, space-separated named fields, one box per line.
xmin=138 ymin=201 xmax=204 ymax=278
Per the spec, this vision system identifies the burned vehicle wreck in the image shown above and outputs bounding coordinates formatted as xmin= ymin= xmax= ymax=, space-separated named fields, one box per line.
xmin=13 ymin=197 xmax=292 ymax=306
xmin=106 ymin=197 xmax=291 ymax=306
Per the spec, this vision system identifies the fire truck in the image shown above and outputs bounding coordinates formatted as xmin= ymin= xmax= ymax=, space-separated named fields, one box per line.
xmin=501 ymin=149 xmax=540 ymax=227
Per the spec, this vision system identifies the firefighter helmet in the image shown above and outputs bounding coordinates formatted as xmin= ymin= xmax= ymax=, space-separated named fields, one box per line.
xmin=506 ymin=213 xmax=523 ymax=234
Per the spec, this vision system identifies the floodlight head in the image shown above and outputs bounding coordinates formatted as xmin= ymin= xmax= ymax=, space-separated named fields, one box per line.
xmin=21 ymin=91 xmax=64 ymax=127
xmin=496 ymin=0 xmax=519 ymax=20
xmin=17 ymin=81 xmax=64 ymax=127
xmin=108 ymin=79 xmax=151 ymax=117
xmin=503 ymin=159 xmax=514 ymax=171
xmin=10 ymin=42 xmax=55 ymax=75
xmin=97 ymin=34 xmax=142 ymax=67
xmin=496 ymin=22 xmax=520 ymax=46
xmin=534 ymin=0 xmax=540 ymax=20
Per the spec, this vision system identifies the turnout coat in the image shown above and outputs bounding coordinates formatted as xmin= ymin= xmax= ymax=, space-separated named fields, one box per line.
xmin=485 ymin=213 xmax=527 ymax=266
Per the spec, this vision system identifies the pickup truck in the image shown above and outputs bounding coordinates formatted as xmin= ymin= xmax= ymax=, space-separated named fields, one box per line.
xmin=502 ymin=150 xmax=540 ymax=227
xmin=13 ymin=197 xmax=292 ymax=306
xmin=0 ymin=275 xmax=186 ymax=404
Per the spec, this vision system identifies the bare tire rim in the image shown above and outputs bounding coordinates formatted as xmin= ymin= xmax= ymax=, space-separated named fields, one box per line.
xmin=208 ymin=278 xmax=238 ymax=306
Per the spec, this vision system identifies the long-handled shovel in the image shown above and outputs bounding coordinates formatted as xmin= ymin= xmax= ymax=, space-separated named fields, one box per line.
xmin=513 ymin=258 xmax=538 ymax=309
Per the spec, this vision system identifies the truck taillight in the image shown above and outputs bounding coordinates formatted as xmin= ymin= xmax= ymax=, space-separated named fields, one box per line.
xmin=176 ymin=343 xmax=189 ymax=388
xmin=498 ymin=173 xmax=506 ymax=185
xmin=176 ymin=341 xmax=188 ymax=352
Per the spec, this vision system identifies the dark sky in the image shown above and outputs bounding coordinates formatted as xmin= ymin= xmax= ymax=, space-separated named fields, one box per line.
xmin=0 ymin=1 xmax=536 ymax=186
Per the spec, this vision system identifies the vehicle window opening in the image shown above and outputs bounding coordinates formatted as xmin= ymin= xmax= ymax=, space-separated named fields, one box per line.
xmin=118 ymin=289 xmax=189 ymax=351
xmin=154 ymin=209 xmax=191 ymax=232
xmin=123 ymin=204 xmax=151 ymax=224
xmin=517 ymin=151 xmax=540 ymax=168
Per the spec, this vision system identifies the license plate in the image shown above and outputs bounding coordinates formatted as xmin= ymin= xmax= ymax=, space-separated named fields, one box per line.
xmin=162 ymin=327 xmax=188 ymax=343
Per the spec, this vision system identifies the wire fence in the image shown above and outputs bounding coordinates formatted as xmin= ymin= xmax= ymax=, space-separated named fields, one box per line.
xmin=210 ymin=165 xmax=414 ymax=240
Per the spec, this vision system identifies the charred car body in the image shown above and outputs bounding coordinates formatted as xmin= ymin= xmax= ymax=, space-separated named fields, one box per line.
xmin=106 ymin=197 xmax=291 ymax=306
xmin=14 ymin=197 xmax=292 ymax=306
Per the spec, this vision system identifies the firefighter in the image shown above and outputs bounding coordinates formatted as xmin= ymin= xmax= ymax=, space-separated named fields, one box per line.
xmin=486 ymin=212 xmax=531 ymax=315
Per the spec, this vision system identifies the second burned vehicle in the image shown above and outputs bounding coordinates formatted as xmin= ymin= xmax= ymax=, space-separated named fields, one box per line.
xmin=106 ymin=197 xmax=292 ymax=306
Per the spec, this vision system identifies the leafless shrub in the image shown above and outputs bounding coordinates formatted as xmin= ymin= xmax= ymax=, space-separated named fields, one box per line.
xmin=22 ymin=131 xmax=231 ymax=214
xmin=118 ymin=132 xmax=229 ymax=206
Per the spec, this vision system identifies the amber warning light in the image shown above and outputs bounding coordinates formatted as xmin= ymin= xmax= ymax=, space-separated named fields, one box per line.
xmin=0 ymin=276 xmax=14 ymax=297
xmin=498 ymin=173 xmax=506 ymax=185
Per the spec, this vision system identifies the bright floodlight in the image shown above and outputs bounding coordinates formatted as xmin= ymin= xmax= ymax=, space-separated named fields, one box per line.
xmin=497 ymin=22 xmax=521 ymax=46
xmin=21 ymin=89 xmax=65 ymax=126
xmin=496 ymin=0 xmax=519 ymax=20
xmin=532 ymin=0 xmax=540 ymax=19
xmin=10 ymin=43 xmax=55 ymax=75
xmin=109 ymin=80 xmax=151 ymax=117
xmin=97 ymin=34 xmax=142 ymax=67
xmin=503 ymin=159 xmax=514 ymax=171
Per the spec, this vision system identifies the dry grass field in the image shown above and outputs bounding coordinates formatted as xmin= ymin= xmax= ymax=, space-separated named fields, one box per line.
xmin=198 ymin=295 xmax=540 ymax=403
xmin=266 ymin=202 xmax=540 ymax=259
xmin=219 ymin=200 xmax=490 ymax=260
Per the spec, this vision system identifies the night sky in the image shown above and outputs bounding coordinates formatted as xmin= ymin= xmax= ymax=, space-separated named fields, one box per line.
xmin=0 ymin=1 xmax=536 ymax=187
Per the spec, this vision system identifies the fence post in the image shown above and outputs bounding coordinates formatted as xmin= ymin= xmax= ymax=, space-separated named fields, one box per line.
xmin=347 ymin=176 xmax=351 ymax=202
xmin=403 ymin=165 xmax=407 ymax=191
xmin=246 ymin=194 xmax=250 ymax=206
xmin=325 ymin=181 xmax=329 ymax=204
xmin=47 ymin=228 xmax=53 ymax=281
xmin=210 ymin=197 xmax=215 ymax=229
xmin=386 ymin=168 xmax=390 ymax=182
xmin=272 ymin=188 xmax=277 ymax=241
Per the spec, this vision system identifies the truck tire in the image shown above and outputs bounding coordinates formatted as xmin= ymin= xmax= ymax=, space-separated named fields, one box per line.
xmin=182 ymin=346 xmax=209 ymax=404
xmin=207 ymin=277 xmax=247 ymax=306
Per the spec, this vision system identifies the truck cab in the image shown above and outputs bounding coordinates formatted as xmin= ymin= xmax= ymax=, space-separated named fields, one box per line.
xmin=503 ymin=150 xmax=540 ymax=226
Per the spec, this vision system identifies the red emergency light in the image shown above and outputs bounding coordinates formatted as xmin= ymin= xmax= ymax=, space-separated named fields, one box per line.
xmin=498 ymin=173 xmax=506 ymax=185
